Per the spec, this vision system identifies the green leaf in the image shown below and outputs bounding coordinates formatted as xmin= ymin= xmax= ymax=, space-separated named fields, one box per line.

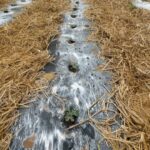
xmin=98 ymin=144 xmax=101 ymax=150
xmin=64 ymin=108 xmax=79 ymax=123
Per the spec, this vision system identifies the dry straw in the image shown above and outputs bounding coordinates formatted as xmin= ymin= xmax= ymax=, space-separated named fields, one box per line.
xmin=86 ymin=0 xmax=150 ymax=149
xmin=0 ymin=0 xmax=13 ymax=8
xmin=0 ymin=0 xmax=69 ymax=149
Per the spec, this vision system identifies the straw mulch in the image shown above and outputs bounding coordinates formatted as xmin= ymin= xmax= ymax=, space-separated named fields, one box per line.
xmin=86 ymin=0 xmax=150 ymax=149
xmin=0 ymin=0 xmax=13 ymax=8
xmin=0 ymin=0 xmax=69 ymax=149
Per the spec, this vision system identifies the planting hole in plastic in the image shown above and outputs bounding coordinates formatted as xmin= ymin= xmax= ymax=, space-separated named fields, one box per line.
xmin=3 ymin=10 xmax=9 ymax=13
xmin=68 ymin=63 xmax=79 ymax=73
xmin=70 ymin=24 xmax=77 ymax=29
xmin=76 ymin=1 xmax=79 ymax=5
xmin=11 ymin=3 xmax=17 ymax=6
xmin=73 ymin=7 xmax=78 ymax=11
xmin=68 ymin=39 xmax=75 ymax=44
xmin=71 ymin=14 xmax=77 ymax=18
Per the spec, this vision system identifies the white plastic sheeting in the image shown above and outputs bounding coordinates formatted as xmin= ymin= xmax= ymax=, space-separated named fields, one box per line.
xmin=132 ymin=0 xmax=150 ymax=10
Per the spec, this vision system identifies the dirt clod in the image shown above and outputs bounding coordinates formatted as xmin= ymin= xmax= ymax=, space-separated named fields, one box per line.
xmin=23 ymin=134 xmax=36 ymax=149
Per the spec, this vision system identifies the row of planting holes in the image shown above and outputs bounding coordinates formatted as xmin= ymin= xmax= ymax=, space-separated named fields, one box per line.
xmin=68 ymin=1 xmax=89 ymax=45
xmin=67 ymin=1 xmax=89 ymax=73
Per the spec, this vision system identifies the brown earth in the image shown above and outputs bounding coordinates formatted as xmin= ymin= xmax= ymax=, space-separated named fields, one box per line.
xmin=23 ymin=134 xmax=36 ymax=149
